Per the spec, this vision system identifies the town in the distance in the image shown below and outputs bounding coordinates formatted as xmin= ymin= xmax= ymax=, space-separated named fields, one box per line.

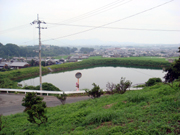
xmin=0 ymin=43 xmax=179 ymax=70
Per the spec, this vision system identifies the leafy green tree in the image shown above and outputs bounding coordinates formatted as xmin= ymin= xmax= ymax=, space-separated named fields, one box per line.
xmin=41 ymin=61 xmax=46 ymax=67
xmin=164 ymin=47 xmax=180 ymax=88
xmin=80 ymin=47 xmax=94 ymax=54
xmin=85 ymin=83 xmax=103 ymax=98
xmin=22 ymin=93 xmax=47 ymax=126
xmin=29 ymin=59 xmax=36 ymax=66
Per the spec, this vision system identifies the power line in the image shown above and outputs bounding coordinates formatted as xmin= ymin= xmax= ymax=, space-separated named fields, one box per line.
xmin=48 ymin=23 xmax=180 ymax=32
xmin=48 ymin=0 xmax=132 ymax=28
xmin=0 ymin=24 xmax=30 ymax=35
xmin=43 ymin=0 xmax=174 ymax=42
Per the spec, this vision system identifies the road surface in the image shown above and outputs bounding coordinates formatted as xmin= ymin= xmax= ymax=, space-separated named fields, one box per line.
xmin=0 ymin=93 xmax=90 ymax=116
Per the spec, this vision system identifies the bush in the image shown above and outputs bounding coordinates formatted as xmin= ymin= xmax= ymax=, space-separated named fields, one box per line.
xmin=0 ymin=114 xmax=5 ymax=131
xmin=22 ymin=92 xmax=44 ymax=111
xmin=56 ymin=92 xmax=67 ymax=105
xmin=106 ymin=82 xmax=116 ymax=94
xmin=22 ymin=82 xmax=61 ymax=91
xmin=146 ymin=78 xmax=162 ymax=86
xmin=85 ymin=83 xmax=103 ymax=98
xmin=115 ymin=77 xmax=132 ymax=94
xmin=0 ymin=78 xmax=18 ymax=88
xmin=22 ymin=92 xmax=47 ymax=126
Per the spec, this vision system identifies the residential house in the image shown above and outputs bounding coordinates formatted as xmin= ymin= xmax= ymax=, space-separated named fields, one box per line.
xmin=9 ymin=62 xmax=30 ymax=69
xmin=0 ymin=62 xmax=10 ymax=70
xmin=68 ymin=59 xmax=77 ymax=62
xmin=59 ymin=58 xmax=66 ymax=63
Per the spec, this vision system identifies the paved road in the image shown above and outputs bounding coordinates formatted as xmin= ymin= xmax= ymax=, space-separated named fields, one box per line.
xmin=0 ymin=93 xmax=90 ymax=116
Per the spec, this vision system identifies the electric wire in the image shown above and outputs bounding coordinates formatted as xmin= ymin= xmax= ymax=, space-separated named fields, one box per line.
xmin=48 ymin=0 xmax=132 ymax=28
xmin=48 ymin=23 xmax=180 ymax=32
xmin=0 ymin=24 xmax=30 ymax=35
xmin=43 ymin=0 xmax=175 ymax=42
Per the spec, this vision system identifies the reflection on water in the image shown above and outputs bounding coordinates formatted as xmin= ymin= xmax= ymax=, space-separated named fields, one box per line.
xmin=19 ymin=67 xmax=165 ymax=91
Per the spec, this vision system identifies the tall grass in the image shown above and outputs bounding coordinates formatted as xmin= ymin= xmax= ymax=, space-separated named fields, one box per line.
xmin=0 ymin=82 xmax=179 ymax=134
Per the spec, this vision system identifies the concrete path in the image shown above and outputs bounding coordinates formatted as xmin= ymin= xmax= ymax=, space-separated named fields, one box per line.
xmin=0 ymin=93 xmax=90 ymax=116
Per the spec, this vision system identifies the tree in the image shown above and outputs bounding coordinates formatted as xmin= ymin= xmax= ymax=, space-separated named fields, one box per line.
xmin=164 ymin=47 xmax=180 ymax=88
xmin=41 ymin=61 xmax=46 ymax=67
xmin=22 ymin=93 xmax=47 ymax=126
xmin=80 ymin=47 xmax=94 ymax=54
xmin=164 ymin=58 xmax=180 ymax=87
xmin=29 ymin=59 xmax=36 ymax=66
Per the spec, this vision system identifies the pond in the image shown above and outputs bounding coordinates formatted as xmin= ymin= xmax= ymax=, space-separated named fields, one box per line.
xmin=19 ymin=67 xmax=165 ymax=91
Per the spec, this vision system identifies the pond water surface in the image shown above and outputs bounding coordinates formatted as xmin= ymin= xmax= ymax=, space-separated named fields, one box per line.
xmin=19 ymin=67 xmax=165 ymax=91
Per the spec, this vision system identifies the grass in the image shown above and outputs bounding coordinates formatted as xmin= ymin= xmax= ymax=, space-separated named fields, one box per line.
xmin=86 ymin=56 xmax=168 ymax=63
xmin=54 ymin=55 xmax=70 ymax=59
xmin=1 ymin=82 xmax=180 ymax=134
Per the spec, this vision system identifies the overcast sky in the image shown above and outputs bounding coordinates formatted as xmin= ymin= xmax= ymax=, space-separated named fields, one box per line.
xmin=0 ymin=0 xmax=180 ymax=46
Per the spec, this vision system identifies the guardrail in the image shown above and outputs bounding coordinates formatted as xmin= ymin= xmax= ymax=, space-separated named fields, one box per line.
xmin=0 ymin=87 xmax=142 ymax=96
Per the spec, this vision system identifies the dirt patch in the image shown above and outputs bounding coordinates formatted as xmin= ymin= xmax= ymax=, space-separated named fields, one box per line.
xmin=122 ymin=101 xmax=127 ymax=104
xmin=103 ymin=103 xmax=116 ymax=109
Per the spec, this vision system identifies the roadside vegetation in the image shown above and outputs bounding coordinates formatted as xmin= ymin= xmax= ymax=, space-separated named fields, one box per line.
xmin=0 ymin=81 xmax=179 ymax=134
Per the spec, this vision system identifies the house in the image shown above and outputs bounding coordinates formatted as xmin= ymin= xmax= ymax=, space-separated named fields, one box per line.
xmin=26 ymin=57 xmax=35 ymax=62
xmin=168 ymin=59 xmax=175 ymax=63
xmin=9 ymin=62 xmax=30 ymax=69
xmin=81 ymin=56 xmax=89 ymax=59
xmin=0 ymin=62 xmax=10 ymax=70
xmin=70 ymin=56 xmax=80 ymax=60
xmin=0 ymin=58 xmax=2 ymax=63
xmin=68 ymin=59 xmax=77 ymax=62
xmin=59 ymin=58 xmax=66 ymax=63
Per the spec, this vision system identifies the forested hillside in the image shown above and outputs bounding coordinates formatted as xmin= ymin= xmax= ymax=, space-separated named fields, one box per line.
xmin=0 ymin=43 xmax=77 ymax=58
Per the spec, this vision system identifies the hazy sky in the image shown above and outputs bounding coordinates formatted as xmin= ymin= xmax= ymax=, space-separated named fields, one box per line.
xmin=0 ymin=0 xmax=180 ymax=46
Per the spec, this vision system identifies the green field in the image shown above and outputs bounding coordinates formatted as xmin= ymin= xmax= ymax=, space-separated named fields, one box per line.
xmin=53 ymin=55 xmax=70 ymax=59
xmin=1 ymin=82 xmax=180 ymax=135
xmin=85 ymin=56 xmax=168 ymax=63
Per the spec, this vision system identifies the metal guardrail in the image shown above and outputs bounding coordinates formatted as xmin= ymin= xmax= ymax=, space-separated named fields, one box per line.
xmin=0 ymin=87 xmax=142 ymax=96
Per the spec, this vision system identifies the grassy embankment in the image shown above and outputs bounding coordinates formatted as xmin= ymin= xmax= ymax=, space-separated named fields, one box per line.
xmin=0 ymin=82 xmax=179 ymax=134
xmin=0 ymin=56 xmax=171 ymax=84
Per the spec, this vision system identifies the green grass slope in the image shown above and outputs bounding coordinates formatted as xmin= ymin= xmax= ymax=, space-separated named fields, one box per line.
xmin=1 ymin=82 xmax=180 ymax=135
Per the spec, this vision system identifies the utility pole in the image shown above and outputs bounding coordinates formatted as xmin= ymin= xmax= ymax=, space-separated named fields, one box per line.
xmin=31 ymin=14 xmax=47 ymax=91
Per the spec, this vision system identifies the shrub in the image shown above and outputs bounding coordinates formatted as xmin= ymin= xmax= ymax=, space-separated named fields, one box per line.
xmin=0 ymin=78 xmax=18 ymax=88
xmin=56 ymin=92 xmax=67 ymax=105
xmin=0 ymin=114 xmax=5 ymax=131
xmin=22 ymin=92 xmax=47 ymax=126
xmin=106 ymin=82 xmax=116 ymax=94
xmin=115 ymin=77 xmax=132 ymax=94
xmin=85 ymin=83 xmax=103 ymax=98
xmin=22 ymin=82 xmax=61 ymax=91
xmin=146 ymin=78 xmax=162 ymax=86
xmin=22 ymin=92 xmax=44 ymax=111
